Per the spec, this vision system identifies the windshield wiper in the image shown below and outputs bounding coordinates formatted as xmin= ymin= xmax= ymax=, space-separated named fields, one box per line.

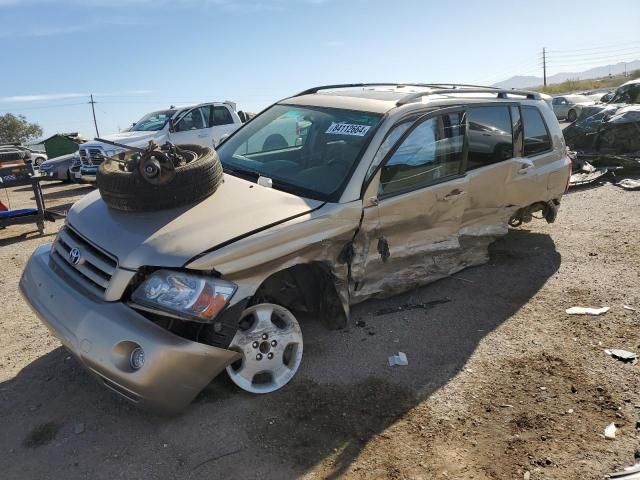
xmin=222 ymin=165 xmax=261 ymax=182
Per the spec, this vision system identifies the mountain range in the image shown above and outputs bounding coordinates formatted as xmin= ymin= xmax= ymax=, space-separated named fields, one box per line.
xmin=492 ymin=60 xmax=640 ymax=89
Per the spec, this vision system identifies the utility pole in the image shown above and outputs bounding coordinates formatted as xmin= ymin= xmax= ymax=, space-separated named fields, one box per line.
xmin=89 ymin=94 xmax=100 ymax=137
xmin=542 ymin=47 xmax=547 ymax=87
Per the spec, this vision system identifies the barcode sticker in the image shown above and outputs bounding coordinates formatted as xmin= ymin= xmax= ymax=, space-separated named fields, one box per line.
xmin=325 ymin=122 xmax=371 ymax=136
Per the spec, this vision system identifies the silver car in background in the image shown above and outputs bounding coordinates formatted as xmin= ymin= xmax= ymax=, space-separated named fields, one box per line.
xmin=551 ymin=94 xmax=594 ymax=122
xmin=37 ymin=153 xmax=78 ymax=182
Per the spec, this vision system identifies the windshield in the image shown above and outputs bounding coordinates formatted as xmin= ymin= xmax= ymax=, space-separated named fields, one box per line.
xmin=131 ymin=109 xmax=176 ymax=132
xmin=216 ymin=104 xmax=382 ymax=201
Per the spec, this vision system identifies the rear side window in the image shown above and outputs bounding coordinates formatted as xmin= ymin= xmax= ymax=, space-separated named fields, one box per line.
xmin=522 ymin=107 xmax=552 ymax=156
xmin=380 ymin=112 xmax=464 ymax=196
xmin=467 ymin=106 xmax=513 ymax=169
xmin=212 ymin=106 xmax=234 ymax=126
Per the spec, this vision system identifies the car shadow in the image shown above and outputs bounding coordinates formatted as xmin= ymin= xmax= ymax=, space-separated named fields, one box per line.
xmin=31 ymin=185 xmax=94 ymax=202
xmin=12 ymin=181 xmax=68 ymax=192
xmin=0 ymin=229 xmax=57 ymax=247
xmin=0 ymin=229 xmax=560 ymax=480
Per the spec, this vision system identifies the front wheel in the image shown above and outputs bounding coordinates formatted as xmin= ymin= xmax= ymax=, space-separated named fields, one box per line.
xmin=567 ymin=109 xmax=577 ymax=122
xmin=226 ymin=303 xmax=303 ymax=394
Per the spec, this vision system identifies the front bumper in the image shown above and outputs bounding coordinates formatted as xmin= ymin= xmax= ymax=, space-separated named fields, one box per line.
xmin=79 ymin=166 xmax=97 ymax=183
xmin=19 ymin=244 xmax=240 ymax=412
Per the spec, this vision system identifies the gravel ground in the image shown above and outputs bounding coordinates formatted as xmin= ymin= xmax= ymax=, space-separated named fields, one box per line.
xmin=0 ymin=178 xmax=639 ymax=480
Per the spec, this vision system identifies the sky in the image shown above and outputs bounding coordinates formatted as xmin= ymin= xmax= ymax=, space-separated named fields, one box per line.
xmin=1 ymin=0 xmax=639 ymax=141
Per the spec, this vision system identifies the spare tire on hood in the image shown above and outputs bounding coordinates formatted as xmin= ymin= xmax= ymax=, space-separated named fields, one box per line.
xmin=97 ymin=144 xmax=223 ymax=212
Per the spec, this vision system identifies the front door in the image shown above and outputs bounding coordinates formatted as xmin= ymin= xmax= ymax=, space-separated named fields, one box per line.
xmin=169 ymin=107 xmax=209 ymax=146
xmin=353 ymin=108 xmax=470 ymax=301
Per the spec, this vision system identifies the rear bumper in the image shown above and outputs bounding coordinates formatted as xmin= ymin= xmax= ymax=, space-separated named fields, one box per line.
xmin=20 ymin=245 xmax=240 ymax=412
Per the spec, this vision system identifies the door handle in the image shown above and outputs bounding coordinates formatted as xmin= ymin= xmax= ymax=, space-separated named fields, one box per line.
xmin=198 ymin=133 xmax=208 ymax=138
xmin=443 ymin=189 xmax=465 ymax=200
xmin=518 ymin=162 xmax=534 ymax=175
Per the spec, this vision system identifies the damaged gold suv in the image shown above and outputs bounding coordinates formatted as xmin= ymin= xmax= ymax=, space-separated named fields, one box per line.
xmin=20 ymin=84 xmax=571 ymax=411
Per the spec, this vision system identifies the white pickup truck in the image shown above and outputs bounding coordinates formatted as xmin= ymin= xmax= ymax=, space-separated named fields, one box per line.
xmin=76 ymin=101 xmax=243 ymax=183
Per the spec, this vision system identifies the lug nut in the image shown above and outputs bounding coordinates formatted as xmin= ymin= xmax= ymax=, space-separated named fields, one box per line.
xmin=252 ymin=341 xmax=259 ymax=348
xmin=271 ymin=340 xmax=277 ymax=347
xmin=267 ymin=353 xmax=274 ymax=360
xmin=262 ymin=333 xmax=268 ymax=340
xmin=256 ymin=353 xmax=263 ymax=361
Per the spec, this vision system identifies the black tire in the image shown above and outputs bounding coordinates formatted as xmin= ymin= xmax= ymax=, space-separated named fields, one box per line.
xmin=97 ymin=144 xmax=223 ymax=212
xmin=567 ymin=109 xmax=577 ymax=122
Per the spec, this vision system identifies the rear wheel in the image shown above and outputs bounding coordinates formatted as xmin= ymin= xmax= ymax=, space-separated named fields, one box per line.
xmin=226 ymin=303 xmax=303 ymax=394
xmin=567 ymin=109 xmax=577 ymax=122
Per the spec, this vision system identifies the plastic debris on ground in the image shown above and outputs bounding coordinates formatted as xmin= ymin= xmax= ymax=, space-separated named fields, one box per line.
xmin=375 ymin=299 xmax=450 ymax=316
xmin=609 ymin=462 xmax=640 ymax=479
xmin=388 ymin=352 xmax=408 ymax=367
xmin=604 ymin=349 xmax=638 ymax=364
xmin=567 ymin=151 xmax=610 ymax=188
xmin=624 ymin=305 xmax=637 ymax=312
xmin=617 ymin=179 xmax=640 ymax=190
xmin=605 ymin=423 xmax=618 ymax=439
xmin=565 ymin=306 xmax=610 ymax=316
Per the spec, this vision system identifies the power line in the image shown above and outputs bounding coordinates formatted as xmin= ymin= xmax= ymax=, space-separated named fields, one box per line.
xmin=548 ymin=40 xmax=640 ymax=54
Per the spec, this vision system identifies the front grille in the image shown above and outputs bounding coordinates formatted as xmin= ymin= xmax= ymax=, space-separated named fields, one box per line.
xmin=79 ymin=148 xmax=104 ymax=166
xmin=50 ymin=225 xmax=118 ymax=296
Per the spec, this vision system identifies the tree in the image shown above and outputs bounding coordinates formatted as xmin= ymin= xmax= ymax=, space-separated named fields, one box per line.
xmin=0 ymin=113 xmax=43 ymax=144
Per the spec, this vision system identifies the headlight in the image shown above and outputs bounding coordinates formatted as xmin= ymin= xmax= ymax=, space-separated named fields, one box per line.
xmin=131 ymin=269 xmax=236 ymax=323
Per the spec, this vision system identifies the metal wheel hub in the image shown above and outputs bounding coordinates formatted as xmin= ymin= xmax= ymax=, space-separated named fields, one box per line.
xmin=226 ymin=303 xmax=303 ymax=394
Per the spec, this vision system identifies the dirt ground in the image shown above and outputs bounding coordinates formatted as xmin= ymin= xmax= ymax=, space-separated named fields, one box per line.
xmin=0 ymin=178 xmax=639 ymax=480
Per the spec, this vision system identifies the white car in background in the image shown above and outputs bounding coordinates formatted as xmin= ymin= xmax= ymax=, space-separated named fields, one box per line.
xmin=76 ymin=101 xmax=244 ymax=183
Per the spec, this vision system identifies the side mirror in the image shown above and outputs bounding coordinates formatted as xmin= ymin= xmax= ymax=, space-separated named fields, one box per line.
xmin=168 ymin=118 xmax=176 ymax=133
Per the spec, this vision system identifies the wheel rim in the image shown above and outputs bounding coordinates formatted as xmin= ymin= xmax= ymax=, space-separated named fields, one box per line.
xmin=226 ymin=303 xmax=303 ymax=394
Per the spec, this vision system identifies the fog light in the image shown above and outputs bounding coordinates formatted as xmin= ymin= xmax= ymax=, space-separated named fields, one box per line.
xmin=130 ymin=347 xmax=145 ymax=370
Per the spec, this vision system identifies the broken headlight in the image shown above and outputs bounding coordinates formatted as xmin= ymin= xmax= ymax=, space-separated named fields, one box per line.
xmin=131 ymin=270 xmax=236 ymax=323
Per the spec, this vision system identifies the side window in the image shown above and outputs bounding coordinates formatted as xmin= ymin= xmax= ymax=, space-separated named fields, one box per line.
xmin=380 ymin=112 xmax=464 ymax=197
xmin=212 ymin=106 xmax=234 ymax=126
xmin=199 ymin=106 xmax=212 ymax=127
xmin=467 ymin=106 xmax=513 ymax=169
xmin=366 ymin=121 xmax=412 ymax=180
xmin=522 ymin=107 xmax=552 ymax=156
xmin=175 ymin=109 xmax=205 ymax=131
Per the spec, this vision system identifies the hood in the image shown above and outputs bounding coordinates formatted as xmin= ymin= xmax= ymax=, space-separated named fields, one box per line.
xmin=66 ymin=174 xmax=323 ymax=269
xmin=41 ymin=153 xmax=76 ymax=166
xmin=82 ymin=130 xmax=167 ymax=149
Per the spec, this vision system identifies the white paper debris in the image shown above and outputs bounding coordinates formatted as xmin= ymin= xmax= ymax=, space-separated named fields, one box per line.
xmin=605 ymin=349 xmax=638 ymax=362
xmin=604 ymin=422 xmax=617 ymax=439
xmin=617 ymin=178 xmax=640 ymax=190
xmin=624 ymin=305 xmax=637 ymax=312
xmin=388 ymin=352 xmax=408 ymax=367
xmin=565 ymin=306 xmax=609 ymax=316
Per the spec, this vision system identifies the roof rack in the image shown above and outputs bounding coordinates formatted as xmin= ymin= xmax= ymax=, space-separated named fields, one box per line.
xmin=293 ymin=83 xmax=438 ymax=96
xmin=396 ymin=88 xmax=542 ymax=106
xmin=292 ymin=83 xmax=542 ymax=105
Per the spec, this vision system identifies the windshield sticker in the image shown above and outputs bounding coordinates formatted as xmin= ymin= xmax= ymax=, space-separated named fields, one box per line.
xmin=325 ymin=122 xmax=371 ymax=136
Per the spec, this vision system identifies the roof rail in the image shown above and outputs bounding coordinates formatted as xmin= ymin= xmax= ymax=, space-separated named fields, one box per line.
xmin=396 ymin=88 xmax=542 ymax=106
xmin=293 ymin=83 xmax=435 ymax=96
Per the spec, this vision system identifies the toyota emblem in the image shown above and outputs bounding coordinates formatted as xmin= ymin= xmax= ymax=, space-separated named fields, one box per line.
xmin=68 ymin=247 xmax=81 ymax=265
